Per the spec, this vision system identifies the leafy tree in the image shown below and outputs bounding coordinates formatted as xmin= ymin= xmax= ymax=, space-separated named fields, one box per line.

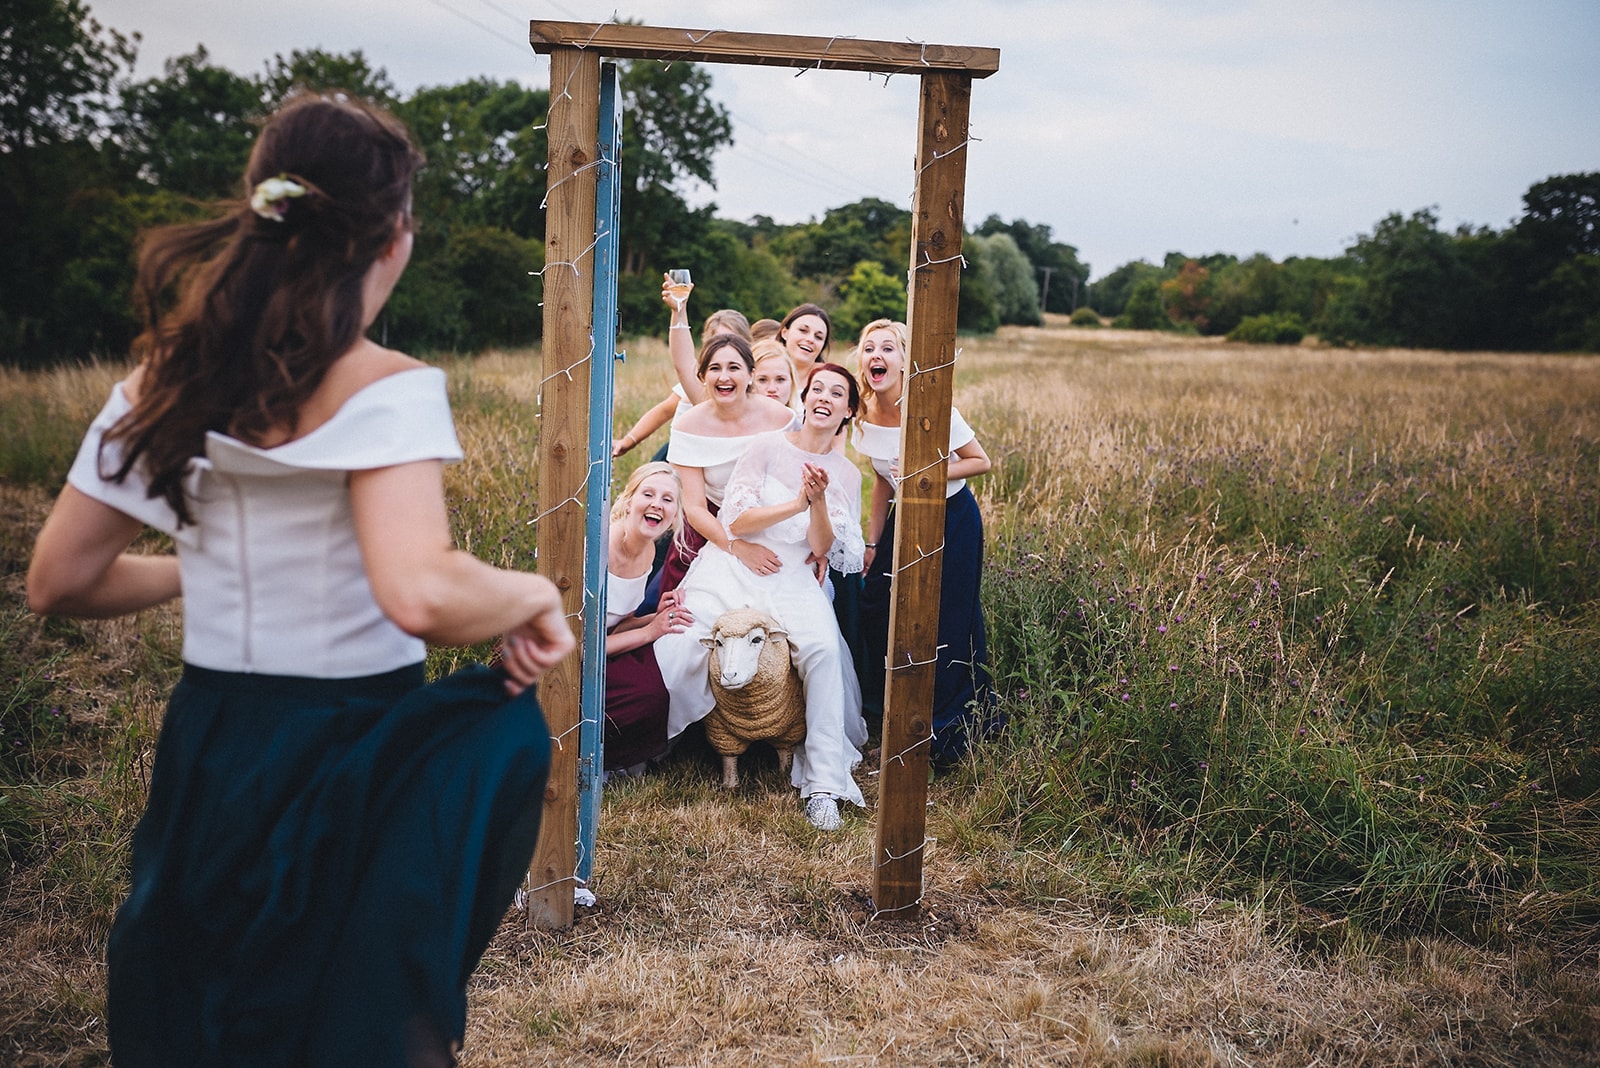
xmin=1116 ymin=277 xmax=1168 ymax=330
xmin=0 ymin=0 xmax=136 ymax=152
xmin=1336 ymin=208 xmax=1482 ymax=349
xmin=977 ymin=215 xmax=1090 ymax=313
xmin=399 ymin=79 xmax=548 ymax=239
xmin=1090 ymin=260 xmax=1162 ymax=317
xmin=261 ymin=48 xmax=397 ymax=106
xmin=786 ymin=197 xmax=910 ymax=281
xmin=115 ymin=47 xmax=262 ymax=199
xmin=0 ymin=0 xmax=138 ymax=365
xmin=956 ymin=252 xmax=1000 ymax=334
xmin=1160 ymin=259 xmax=1213 ymax=331
xmin=833 ymin=259 xmax=907 ymax=340
xmin=616 ymin=58 xmax=732 ymax=279
xmin=968 ymin=231 xmax=1041 ymax=326
xmin=1535 ymin=254 xmax=1600 ymax=351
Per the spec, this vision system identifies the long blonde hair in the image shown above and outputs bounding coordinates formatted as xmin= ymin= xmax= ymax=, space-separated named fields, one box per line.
xmin=853 ymin=318 xmax=909 ymax=417
xmin=612 ymin=461 xmax=683 ymax=541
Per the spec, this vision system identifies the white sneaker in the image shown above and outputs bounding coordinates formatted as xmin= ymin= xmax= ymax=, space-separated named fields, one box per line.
xmin=805 ymin=795 xmax=842 ymax=831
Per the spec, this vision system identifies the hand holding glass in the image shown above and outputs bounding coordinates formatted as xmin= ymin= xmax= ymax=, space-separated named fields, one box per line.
xmin=666 ymin=269 xmax=693 ymax=308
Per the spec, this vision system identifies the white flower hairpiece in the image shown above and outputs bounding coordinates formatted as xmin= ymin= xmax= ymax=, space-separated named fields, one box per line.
xmin=250 ymin=174 xmax=306 ymax=222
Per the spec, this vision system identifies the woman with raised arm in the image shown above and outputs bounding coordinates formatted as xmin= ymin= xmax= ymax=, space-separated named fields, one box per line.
xmin=655 ymin=333 xmax=795 ymax=597
xmin=602 ymin=462 xmax=692 ymax=775
xmin=611 ymin=279 xmax=749 ymax=460
xmin=653 ymin=364 xmax=869 ymax=831
xmin=25 ymin=95 xmax=574 ymax=1067
xmin=852 ymin=319 xmax=1002 ymax=766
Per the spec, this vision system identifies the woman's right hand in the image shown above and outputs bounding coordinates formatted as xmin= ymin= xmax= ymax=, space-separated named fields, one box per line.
xmin=661 ymin=272 xmax=693 ymax=310
xmin=499 ymin=595 xmax=577 ymax=695
xmin=728 ymin=537 xmax=782 ymax=577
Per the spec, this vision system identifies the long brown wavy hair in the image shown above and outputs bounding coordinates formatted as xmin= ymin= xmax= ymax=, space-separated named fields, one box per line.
xmin=104 ymin=93 xmax=424 ymax=525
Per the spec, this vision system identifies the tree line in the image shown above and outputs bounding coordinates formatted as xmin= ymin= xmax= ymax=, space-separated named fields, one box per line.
xmin=1086 ymin=182 xmax=1600 ymax=352
xmin=4 ymin=1 xmax=1595 ymax=369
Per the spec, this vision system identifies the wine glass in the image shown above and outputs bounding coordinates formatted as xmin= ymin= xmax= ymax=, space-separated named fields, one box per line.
xmin=666 ymin=268 xmax=692 ymax=307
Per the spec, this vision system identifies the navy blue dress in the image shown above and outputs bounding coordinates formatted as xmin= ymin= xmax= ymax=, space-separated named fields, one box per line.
xmin=105 ymin=663 xmax=550 ymax=1066
xmin=860 ymin=486 xmax=1002 ymax=766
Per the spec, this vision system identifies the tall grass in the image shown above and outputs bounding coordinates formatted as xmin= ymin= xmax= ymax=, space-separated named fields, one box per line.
xmin=956 ymin=336 xmax=1600 ymax=946
xmin=2 ymin=337 xmax=1596 ymax=948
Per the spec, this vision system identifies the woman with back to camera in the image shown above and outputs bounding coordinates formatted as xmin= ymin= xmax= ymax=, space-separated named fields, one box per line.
xmin=653 ymin=363 xmax=869 ymax=831
xmin=852 ymin=318 xmax=1001 ymax=765
xmin=25 ymin=94 xmax=574 ymax=1067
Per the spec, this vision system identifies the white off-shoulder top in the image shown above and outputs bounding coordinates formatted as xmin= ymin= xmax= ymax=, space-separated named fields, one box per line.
xmin=605 ymin=570 xmax=648 ymax=630
xmin=665 ymin=426 xmax=767 ymax=507
xmin=67 ymin=367 xmax=462 ymax=678
xmin=851 ymin=407 xmax=976 ymax=498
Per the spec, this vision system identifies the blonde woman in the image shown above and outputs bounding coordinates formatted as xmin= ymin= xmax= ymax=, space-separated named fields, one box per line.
xmin=852 ymin=318 xmax=1001 ymax=765
xmin=603 ymin=462 xmax=690 ymax=773
xmin=750 ymin=338 xmax=795 ymax=409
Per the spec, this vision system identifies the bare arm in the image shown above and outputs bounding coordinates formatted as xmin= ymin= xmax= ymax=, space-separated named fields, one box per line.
xmin=615 ymin=392 xmax=679 ymax=457
xmin=663 ymin=278 xmax=704 ymax=403
xmin=351 ymin=460 xmax=574 ymax=691
xmin=605 ymin=595 xmax=693 ymax=656
xmin=948 ymin=434 xmax=992 ymax=482
xmin=27 ymin=486 xmax=182 ymax=617
xmin=863 ymin=472 xmax=892 ymax=572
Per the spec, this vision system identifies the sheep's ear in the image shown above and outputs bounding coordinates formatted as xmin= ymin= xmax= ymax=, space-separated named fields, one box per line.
xmin=699 ymin=636 xmax=716 ymax=649
xmin=766 ymin=626 xmax=788 ymax=642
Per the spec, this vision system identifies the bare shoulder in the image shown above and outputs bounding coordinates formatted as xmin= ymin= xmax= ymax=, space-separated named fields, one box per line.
xmin=755 ymin=397 xmax=795 ymax=429
xmin=298 ymin=341 xmax=427 ymax=436
xmin=120 ymin=362 xmax=148 ymax=404
xmin=672 ymin=402 xmax=715 ymax=435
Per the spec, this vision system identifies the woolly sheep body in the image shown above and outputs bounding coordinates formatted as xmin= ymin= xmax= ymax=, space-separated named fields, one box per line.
xmin=701 ymin=606 xmax=807 ymax=790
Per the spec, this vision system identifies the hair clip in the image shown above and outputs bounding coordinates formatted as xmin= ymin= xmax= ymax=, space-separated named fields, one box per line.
xmin=250 ymin=174 xmax=306 ymax=222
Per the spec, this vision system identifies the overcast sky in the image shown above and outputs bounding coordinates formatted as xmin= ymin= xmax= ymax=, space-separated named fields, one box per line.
xmin=85 ymin=0 xmax=1600 ymax=280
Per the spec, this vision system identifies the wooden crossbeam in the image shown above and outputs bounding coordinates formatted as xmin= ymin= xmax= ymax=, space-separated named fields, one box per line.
xmin=529 ymin=21 xmax=999 ymax=78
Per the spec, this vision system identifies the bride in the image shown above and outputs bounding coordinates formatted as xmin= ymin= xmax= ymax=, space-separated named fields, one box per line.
xmin=652 ymin=364 xmax=868 ymax=831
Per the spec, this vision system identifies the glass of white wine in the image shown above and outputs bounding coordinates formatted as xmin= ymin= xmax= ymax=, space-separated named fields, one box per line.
xmin=667 ymin=268 xmax=692 ymax=307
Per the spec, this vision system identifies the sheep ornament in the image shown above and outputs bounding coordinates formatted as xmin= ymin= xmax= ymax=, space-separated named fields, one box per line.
xmin=700 ymin=606 xmax=807 ymax=790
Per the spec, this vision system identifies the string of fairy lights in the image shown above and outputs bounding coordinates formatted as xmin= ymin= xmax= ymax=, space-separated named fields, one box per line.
xmin=511 ymin=16 xmax=984 ymax=918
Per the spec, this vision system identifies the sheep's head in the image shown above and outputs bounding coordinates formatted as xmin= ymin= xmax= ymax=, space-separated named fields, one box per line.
xmin=701 ymin=608 xmax=792 ymax=690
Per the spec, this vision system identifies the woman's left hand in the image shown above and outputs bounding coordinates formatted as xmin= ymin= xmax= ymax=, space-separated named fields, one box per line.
xmin=801 ymin=462 xmax=830 ymax=503
xmin=648 ymin=590 xmax=693 ymax=638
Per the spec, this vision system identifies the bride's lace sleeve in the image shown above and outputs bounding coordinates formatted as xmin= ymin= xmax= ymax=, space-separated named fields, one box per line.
xmin=717 ymin=432 xmax=775 ymax=533
xmin=824 ymin=454 xmax=865 ymax=574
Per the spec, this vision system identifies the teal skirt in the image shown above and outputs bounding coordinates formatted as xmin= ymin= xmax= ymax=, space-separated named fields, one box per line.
xmin=106 ymin=662 xmax=550 ymax=1067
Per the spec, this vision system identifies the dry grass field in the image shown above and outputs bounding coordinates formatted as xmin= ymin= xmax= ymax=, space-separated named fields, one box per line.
xmin=3 ymin=323 xmax=1597 ymax=1065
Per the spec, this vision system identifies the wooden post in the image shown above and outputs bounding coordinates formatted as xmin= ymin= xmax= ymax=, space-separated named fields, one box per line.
xmin=528 ymin=44 xmax=600 ymax=931
xmin=872 ymin=71 xmax=972 ymax=916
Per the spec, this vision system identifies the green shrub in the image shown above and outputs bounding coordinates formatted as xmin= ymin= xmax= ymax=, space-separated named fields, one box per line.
xmin=1228 ymin=312 xmax=1307 ymax=344
xmin=1069 ymin=306 xmax=1102 ymax=327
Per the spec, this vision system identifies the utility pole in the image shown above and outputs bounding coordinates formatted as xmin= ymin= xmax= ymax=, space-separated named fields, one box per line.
xmin=1037 ymin=265 xmax=1053 ymax=314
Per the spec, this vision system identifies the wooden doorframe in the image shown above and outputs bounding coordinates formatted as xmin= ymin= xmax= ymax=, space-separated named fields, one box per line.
xmin=528 ymin=20 xmax=999 ymax=928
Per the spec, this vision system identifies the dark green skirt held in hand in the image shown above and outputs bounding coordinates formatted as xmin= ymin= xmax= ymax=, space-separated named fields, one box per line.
xmin=106 ymin=662 xmax=551 ymax=1066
